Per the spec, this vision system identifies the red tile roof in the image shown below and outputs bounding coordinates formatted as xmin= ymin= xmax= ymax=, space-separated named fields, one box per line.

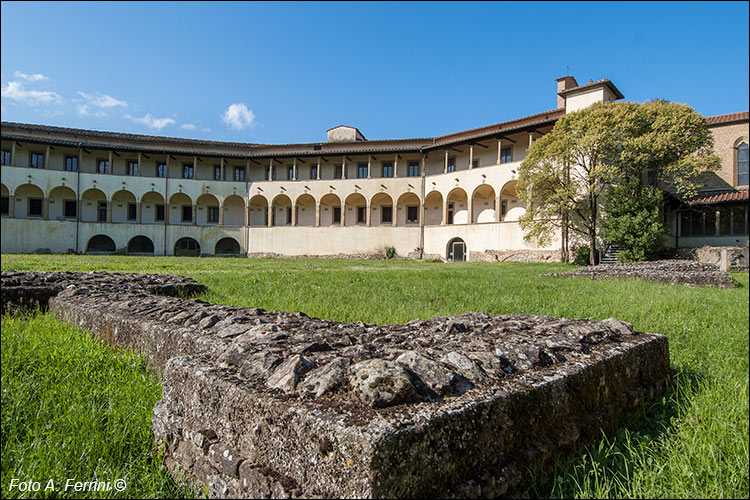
xmin=689 ymin=188 xmax=749 ymax=205
xmin=705 ymin=111 xmax=749 ymax=125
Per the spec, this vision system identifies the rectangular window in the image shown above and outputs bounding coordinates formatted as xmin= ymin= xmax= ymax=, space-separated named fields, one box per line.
xmin=208 ymin=206 xmax=219 ymax=223
xmin=1 ymin=196 xmax=10 ymax=215
xmin=127 ymin=203 xmax=137 ymax=221
xmin=127 ymin=161 xmax=138 ymax=176
xmin=65 ymin=156 xmax=78 ymax=172
xmin=447 ymin=157 xmax=456 ymax=173
xmin=501 ymin=147 xmax=512 ymax=164
xmin=288 ymin=166 xmax=294 ymax=180
xmin=334 ymin=164 xmax=343 ymax=179
xmin=31 ymin=153 xmax=44 ymax=169
xmin=310 ymin=165 xmax=318 ymax=179
xmin=64 ymin=200 xmax=77 ymax=219
xmin=98 ymin=201 xmax=107 ymax=222
xmin=183 ymin=164 xmax=194 ymax=179
xmin=182 ymin=205 xmax=192 ymax=222
xmin=157 ymin=163 xmax=167 ymax=178
xmin=382 ymin=162 xmax=393 ymax=178
xmin=155 ymin=204 xmax=165 ymax=221
xmin=407 ymin=205 xmax=418 ymax=223
xmin=214 ymin=166 xmax=222 ymax=180
xmin=28 ymin=198 xmax=43 ymax=217
xmin=738 ymin=143 xmax=749 ymax=186
xmin=234 ymin=167 xmax=245 ymax=182
xmin=97 ymin=160 xmax=109 ymax=174
xmin=357 ymin=206 xmax=366 ymax=223
xmin=408 ymin=161 xmax=419 ymax=177
xmin=333 ymin=206 xmax=341 ymax=224
xmin=1 ymin=150 xmax=10 ymax=166
xmin=286 ymin=206 xmax=292 ymax=225
xmin=358 ymin=163 xmax=368 ymax=179
xmin=501 ymin=201 xmax=508 ymax=217
xmin=381 ymin=205 xmax=393 ymax=224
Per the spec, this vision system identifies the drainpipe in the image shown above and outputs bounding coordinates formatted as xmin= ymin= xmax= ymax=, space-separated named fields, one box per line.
xmin=75 ymin=142 xmax=82 ymax=253
xmin=246 ymin=153 xmax=250 ymax=256
xmin=164 ymin=153 xmax=169 ymax=256
xmin=418 ymin=148 xmax=426 ymax=259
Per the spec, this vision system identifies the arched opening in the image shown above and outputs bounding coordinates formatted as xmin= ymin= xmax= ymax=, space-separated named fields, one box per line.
xmin=344 ymin=193 xmax=367 ymax=226
xmin=271 ymin=194 xmax=292 ymax=227
xmin=223 ymin=195 xmax=246 ymax=226
xmin=472 ymin=184 xmax=496 ymax=223
xmin=424 ymin=191 xmax=443 ymax=226
xmin=500 ymin=181 xmax=525 ymax=221
xmin=14 ymin=183 xmax=45 ymax=219
xmin=81 ymin=188 xmax=107 ymax=222
xmin=48 ymin=186 xmax=77 ymax=221
xmin=141 ymin=191 xmax=165 ymax=224
xmin=215 ymin=237 xmax=241 ymax=255
xmin=169 ymin=193 xmax=193 ymax=225
xmin=248 ymin=195 xmax=268 ymax=227
xmin=446 ymin=188 xmax=469 ymax=225
xmin=397 ymin=192 xmax=421 ymax=226
xmin=1 ymin=184 xmax=10 ymax=217
xmin=295 ymin=194 xmax=316 ymax=227
xmin=111 ymin=189 xmax=137 ymax=223
xmin=174 ymin=237 xmax=200 ymax=257
xmin=319 ymin=193 xmax=342 ymax=226
xmin=370 ymin=192 xmax=394 ymax=226
xmin=127 ymin=235 xmax=155 ymax=254
xmin=86 ymin=234 xmax=116 ymax=253
xmin=446 ymin=237 xmax=466 ymax=262
xmin=196 ymin=193 xmax=220 ymax=226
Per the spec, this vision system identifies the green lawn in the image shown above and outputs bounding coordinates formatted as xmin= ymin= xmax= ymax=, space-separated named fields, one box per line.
xmin=1 ymin=254 xmax=748 ymax=498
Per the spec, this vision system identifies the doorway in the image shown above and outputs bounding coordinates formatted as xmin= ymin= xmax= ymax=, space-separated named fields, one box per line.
xmin=447 ymin=237 xmax=466 ymax=262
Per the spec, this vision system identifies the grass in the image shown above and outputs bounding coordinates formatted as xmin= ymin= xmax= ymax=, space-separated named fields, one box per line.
xmin=1 ymin=254 xmax=748 ymax=498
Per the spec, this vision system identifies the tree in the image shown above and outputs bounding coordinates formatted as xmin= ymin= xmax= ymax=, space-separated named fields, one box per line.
xmin=517 ymin=100 xmax=719 ymax=265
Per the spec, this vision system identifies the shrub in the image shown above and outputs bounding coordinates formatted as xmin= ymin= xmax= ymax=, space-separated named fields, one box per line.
xmin=385 ymin=246 xmax=396 ymax=259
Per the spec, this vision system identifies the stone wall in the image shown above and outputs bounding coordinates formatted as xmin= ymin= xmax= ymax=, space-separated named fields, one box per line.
xmin=678 ymin=245 xmax=750 ymax=272
xmin=1 ymin=271 xmax=671 ymax=498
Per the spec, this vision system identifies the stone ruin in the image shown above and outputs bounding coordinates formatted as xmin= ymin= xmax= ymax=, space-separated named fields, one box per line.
xmin=542 ymin=259 xmax=736 ymax=289
xmin=1 ymin=271 xmax=671 ymax=498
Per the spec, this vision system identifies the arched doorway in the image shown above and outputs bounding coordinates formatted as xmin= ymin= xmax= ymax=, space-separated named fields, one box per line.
xmin=174 ymin=237 xmax=200 ymax=257
xmin=127 ymin=235 xmax=155 ymax=254
xmin=86 ymin=234 xmax=116 ymax=253
xmin=446 ymin=237 xmax=466 ymax=262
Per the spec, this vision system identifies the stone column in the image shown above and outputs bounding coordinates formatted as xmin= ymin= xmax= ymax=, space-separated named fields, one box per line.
xmin=444 ymin=150 xmax=448 ymax=174
xmin=106 ymin=201 xmax=112 ymax=222
xmin=219 ymin=205 xmax=224 ymax=226
xmin=9 ymin=195 xmax=15 ymax=218
xmin=317 ymin=158 xmax=321 ymax=180
xmin=293 ymin=158 xmax=298 ymax=181
xmin=442 ymin=199 xmax=448 ymax=226
xmin=367 ymin=155 xmax=372 ymax=179
xmin=194 ymin=156 xmax=198 ymax=178
xmin=528 ymin=131 xmax=534 ymax=149
xmin=221 ymin=158 xmax=225 ymax=181
xmin=108 ymin=151 xmax=113 ymax=174
xmin=468 ymin=194 xmax=474 ymax=224
xmin=421 ymin=155 xmax=426 ymax=177
xmin=497 ymin=139 xmax=502 ymax=164
xmin=342 ymin=156 xmax=347 ymax=179
xmin=366 ymin=202 xmax=371 ymax=227
xmin=392 ymin=201 xmax=397 ymax=227
xmin=495 ymin=193 xmax=502 ymax=222
xmin=291 ymin=204 xmax=297 ymax=227
xmin=11 ymin=142 xmax=16 ymax=166
xmin=340 ymin=204 xmax=345 ymax=227
xmin=269 ymin=159 xmax=274 ymax=181
xmin=42 ymin=197 xmax=49 ymax=220
xmin=315 ymin=202 xmax=321 ymax=227
xmin=137 ymin=202 xmax=142 ymax=224
xmin=192 ymin=205 xmax=197 ymax=226
xmin=244 ymin=205 xmax=249 ymax=226
xmin=268 ymin=204 xmax=273 ymax=227
xmin=469 ymin=145 xmax=474 ymax=169
xmin=45 ymin=146 xmax=50 ymax=169
xmin=394 ymin=154 xmax=399 ymax=178
xmin=138 ymin=153 xmax=142 ymax=176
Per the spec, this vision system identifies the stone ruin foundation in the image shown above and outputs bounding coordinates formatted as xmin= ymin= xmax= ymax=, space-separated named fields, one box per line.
xmin=1 ymin=271 xmax=671 ymax=498
xmin=542 ymin=259 xmax=736 ymax=288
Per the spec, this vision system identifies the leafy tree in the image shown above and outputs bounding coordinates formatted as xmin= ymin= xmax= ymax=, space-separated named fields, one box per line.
xmin=517 ymin=100 xmax=719 ymax=265
xmin=601 ymin=179 xmax=664 ymax=262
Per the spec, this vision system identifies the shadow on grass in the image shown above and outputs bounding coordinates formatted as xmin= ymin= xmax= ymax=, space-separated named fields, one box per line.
xmin=524 ymin=367 xmax=707 ymax=499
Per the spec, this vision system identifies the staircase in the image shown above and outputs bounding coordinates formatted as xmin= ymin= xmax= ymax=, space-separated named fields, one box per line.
xmin=599 ymin=244 xmax=625 ymax=264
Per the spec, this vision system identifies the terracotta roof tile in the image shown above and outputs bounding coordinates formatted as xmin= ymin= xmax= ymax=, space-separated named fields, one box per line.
xmin=689 ymin=188 xmax=749 ymax=205
xmin=705 ymin=111 xmax=749 ymax=125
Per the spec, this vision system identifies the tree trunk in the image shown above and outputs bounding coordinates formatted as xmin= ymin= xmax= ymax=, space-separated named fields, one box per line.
xmin=589 ymin=192 xmax=598 ymax=265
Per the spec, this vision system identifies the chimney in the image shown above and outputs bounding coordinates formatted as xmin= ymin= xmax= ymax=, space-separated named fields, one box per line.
xmin=555 ymin=76 xmax=578 ymax=109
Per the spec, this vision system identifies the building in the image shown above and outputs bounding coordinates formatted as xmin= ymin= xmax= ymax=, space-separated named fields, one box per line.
xmin=1 ymin=77 xmax=747 ymax=260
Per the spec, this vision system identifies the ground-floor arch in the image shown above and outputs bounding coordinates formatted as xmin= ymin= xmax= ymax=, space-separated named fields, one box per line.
xmin=447 ymin=237 xmax=466 ymax=262
xmin=215 ymin=237 xmax=241 ymax=255
xmin=86 ymin=234 xmax=116 ymax=253
xmin=174 ymin=237 xmax=200 ymax=257
xmin=128 ymin=235 xmax=155 ymax=254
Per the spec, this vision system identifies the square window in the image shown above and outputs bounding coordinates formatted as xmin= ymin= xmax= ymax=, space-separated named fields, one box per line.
xmin=208 ymin=206 xmax=219 ymax=223
xmin=182 ymin=205 xmax=193 ymax=222
xmin=407 ymin=206 xmax=418 ymax=223
xmin=98 ymin=202 xmax=107 ymax=222
xmin=127 ymin=203 xmax=137 ymax=221
xmin=155 ymin=204 xmax=165 ymax=221
xmin=408 ymin=161 xmax=419 ymax=177
xmin=183 ymin=164 xmax=194 ymax=179
xmin=310 ymin=165 xmax=318 ymax=179
xmin=1 ymin=150 xmax=10 ymax=166
xmin=382 ymin=162 xmax=393 ymax=178
xmin=97 ymin=160 xmax=109 ymax=174
xmin=28 ymin=198 xmax=42 ymax=216
xmin=65 ymin=156 xmax=78 ymax=172
xmin=358 ymin=163 xmax=368 ymax=179
xmin=381 ymin=205 xmax=392 ymax=223
xmin=31 ymin=153 xmax=44 ymax=169
xmin=157 ymin=163 xmax=167 ymax=177
xmin=64 ymin=200 xmax=77 ymax=218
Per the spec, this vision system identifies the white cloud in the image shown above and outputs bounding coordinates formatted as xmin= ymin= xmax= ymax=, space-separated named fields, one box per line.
xmin=14 ymin=71 xmax=48 ymax=82
xmin=77 ymin=104 xmax=89 ymax=116
xmin=77 ymin=91 xmax=127 ymax=109
xmin=1 ymin=80 xmax=60 ymax=106
xmin=222 ymin=103 xmax=255 ymax=130
xmin=125 ymin=113 xmax=175 ymax=130
xmin=180 ymin=123 xmax=196 ymax=130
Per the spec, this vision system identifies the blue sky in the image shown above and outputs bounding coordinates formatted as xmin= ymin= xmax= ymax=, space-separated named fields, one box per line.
xmin=1 ymin=1 xmax=748 ymax=144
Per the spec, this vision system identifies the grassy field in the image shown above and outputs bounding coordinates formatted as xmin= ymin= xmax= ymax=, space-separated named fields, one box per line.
xmin=1 ymin=254 xmax=748 ymax=498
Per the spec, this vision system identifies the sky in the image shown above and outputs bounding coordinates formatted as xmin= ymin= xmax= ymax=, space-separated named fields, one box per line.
xmin=1 ymin=1 xmax=748 ymax=144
